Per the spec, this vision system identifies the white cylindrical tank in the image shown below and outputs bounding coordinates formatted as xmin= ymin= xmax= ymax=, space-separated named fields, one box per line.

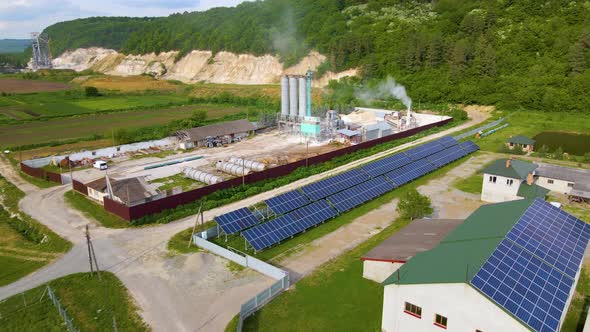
xmin=289 ymin=76 xmax=298 ymax=118
xmin=298 ymin=76 xmax=307 ymax=117
xmin=183 ymin=167 xmax=223 ymax=185
xmin=281 ymin=76 xmax=289 ymax=117
xmin=228 ymin=157 xmax=266 ymax=172
xmin=216 ymin=161 xmax=252 ymax=176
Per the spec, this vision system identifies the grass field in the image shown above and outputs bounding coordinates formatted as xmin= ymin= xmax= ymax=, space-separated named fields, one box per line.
xmin=453 ymin=156 xmax=495 ymax=194
xmin=150 ymin=173 xmax=205 ymax=192
xmin=0 ymin=103 xmax=250 ymax=147
xmin=167 ymin=221 xmax=217 ymax=254
xmin=78 ymin=75 xmax=183 ymax=92
xmin=0 ymin=78 xmax=70 ymax=93
xmin=0 ymin=175 xmax=71 ymax=286
xmin=64 ymin=191 xmax=129 ymax=228
xmin=0 ymin=272 xmax=148 ymax=331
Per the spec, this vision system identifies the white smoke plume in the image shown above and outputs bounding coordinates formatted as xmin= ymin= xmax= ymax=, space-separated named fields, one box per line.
xmin=355 ymin=76 xmax=412 ymax=111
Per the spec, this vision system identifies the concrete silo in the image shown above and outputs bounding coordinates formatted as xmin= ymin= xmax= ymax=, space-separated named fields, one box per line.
xmin=281 ymin=76 xmax=289 ymax=118
xmin=298 ymin=76 xmax=307 ymax=117
xmin=289 ymin=76 xmax=298 ymax=118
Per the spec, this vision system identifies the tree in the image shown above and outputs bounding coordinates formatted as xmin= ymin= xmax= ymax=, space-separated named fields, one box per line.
xmin=396 ymin=189 xmax=433 ymax=221
xmin=84 ymin=86 xmax=99 ymax=97
xmin=190 ymin=110 xmax=208 ymax=125
xmin=553 ymin=147 xmax=564 ymax=160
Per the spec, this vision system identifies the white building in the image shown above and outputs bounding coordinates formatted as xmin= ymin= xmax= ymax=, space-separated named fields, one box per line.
xmin=481 ymin=158 xmax=548 ymax=202
xmin=535 ymin=163 xmax=590 ymax=201
xmin=380 ymin=199 xmax=589 ymax=332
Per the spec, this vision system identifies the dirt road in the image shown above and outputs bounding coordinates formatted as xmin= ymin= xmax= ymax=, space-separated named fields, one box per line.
xmin=0 ymin=109 xmax=490 ymax=331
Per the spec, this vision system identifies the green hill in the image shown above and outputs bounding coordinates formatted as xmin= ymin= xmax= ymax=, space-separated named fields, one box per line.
xmin=36 ymin=0 xmax=590 ymax=112
xmin=0 ymin=39 xmax=30 ymax=53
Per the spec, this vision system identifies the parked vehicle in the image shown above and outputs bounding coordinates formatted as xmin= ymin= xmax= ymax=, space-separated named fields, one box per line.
xmin=93 ymin=160 xmax=108 ymax=170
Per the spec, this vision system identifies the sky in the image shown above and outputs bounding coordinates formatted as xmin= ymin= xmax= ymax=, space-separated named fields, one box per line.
xmin=0 ymin=0 xmax=248 ymax=39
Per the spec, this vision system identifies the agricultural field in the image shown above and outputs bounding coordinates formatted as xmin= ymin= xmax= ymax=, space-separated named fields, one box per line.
xmin=0 ymin=272 xmax=148 ymax=331
xmin=0 ymin=103 xmax=250 ymax=147
xmin=0 ymin=175 xmax=71 ymax=286
xmin=76 ymin=75 xmax=184 ymax=92
xmin=0 ymin=78 xmax=70 ymax=93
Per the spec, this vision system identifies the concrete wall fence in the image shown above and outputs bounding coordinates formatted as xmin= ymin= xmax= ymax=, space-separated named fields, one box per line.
xmin=20 ymin=117 xmax=452 ymax=221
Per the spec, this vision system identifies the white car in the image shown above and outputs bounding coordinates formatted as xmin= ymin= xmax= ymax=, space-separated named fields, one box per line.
xmin=93 ymin=160 xmax=108 ymax=170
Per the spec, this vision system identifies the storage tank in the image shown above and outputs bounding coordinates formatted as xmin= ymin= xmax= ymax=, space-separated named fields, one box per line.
xmin=298 ymin=76 xmax=307 ymax=117
xmin=183 ymin=167 xmax=223 ymax=185
xmin=281 ymin=76 xmax=289 ymax=117
xmin=216 ymin=161 xmax=252 ymax=176
xmin=228 ymin=157 xmax=266 ymax=172
xmin=289 ymin=76 xmax=298 ymax=118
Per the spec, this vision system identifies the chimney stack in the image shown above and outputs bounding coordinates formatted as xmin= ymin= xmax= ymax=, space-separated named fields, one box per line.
xmin=506 ymin=158 xmax=512 ymax=168
xmin=527 ymin=173 xmax=534 ymax=186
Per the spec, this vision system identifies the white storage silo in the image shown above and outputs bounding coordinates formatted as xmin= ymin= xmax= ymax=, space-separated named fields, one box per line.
xmin=298 ymin=76 xmax=307 ymax=117
xmin=289 ymin=76 xmax=298 ymax=118
xmin=281 ymin=76 xmax=289 ymax=117
xmin=216 ymin=161 xmax=252 ymax=176
xmin=228 ymin=157 xmax=266 ymax=172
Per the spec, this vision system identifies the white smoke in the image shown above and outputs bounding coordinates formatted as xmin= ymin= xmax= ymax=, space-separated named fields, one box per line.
xmin=355 ymin=76 xmax=412 ymax=111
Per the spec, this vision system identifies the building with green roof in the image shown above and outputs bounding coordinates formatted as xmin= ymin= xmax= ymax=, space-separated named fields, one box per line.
xmin=379 ymin=199 xmax=589 ymax=332
xmin=481 ymin=158 xmax=545 ymax=203
xmin=507 ymin=135 xmax=536 ymax=152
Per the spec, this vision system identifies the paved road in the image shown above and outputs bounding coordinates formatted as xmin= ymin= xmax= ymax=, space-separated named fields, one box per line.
xmin=0 ymin=109 xmax=489 ymax=331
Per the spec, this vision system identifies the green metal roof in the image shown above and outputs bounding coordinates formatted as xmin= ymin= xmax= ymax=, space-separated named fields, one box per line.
xmin=517 ymin=183 xmax=550 ymax=199
xmin=507 ymin=135 xmax=535 ymax=145
xmin=483 ymin=158 xmax=537 ymax=180
xmin=383 ymin=199 xmax=534 ymax=286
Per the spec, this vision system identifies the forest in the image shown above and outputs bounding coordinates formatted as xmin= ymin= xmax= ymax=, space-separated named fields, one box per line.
xmin=20 ymin=0 xmax=590 ymax=112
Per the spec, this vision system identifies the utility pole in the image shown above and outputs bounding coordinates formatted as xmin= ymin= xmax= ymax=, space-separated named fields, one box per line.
xmin=242 ymin=156 xmax=245 ymax=186
xmin=68 ymin=156 xmax=73 ymax=189
xmin=188 ymin=201 xmax=203 ymax=247
xmin=305 ymin=137 xmax=309 ymax=167
xmin=85 ymin=225 xmax=101 ymax=280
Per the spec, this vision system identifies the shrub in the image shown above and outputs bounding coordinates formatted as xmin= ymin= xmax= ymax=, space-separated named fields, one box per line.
xmin=396 ymin=189 xmax=434 ymax=220
xmin=84 ymin=86 xmax=100 ymax=97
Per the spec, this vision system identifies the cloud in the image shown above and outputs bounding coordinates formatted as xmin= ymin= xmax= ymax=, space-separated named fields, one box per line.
xmin=0 ymin=0 xmax=248 ymax=39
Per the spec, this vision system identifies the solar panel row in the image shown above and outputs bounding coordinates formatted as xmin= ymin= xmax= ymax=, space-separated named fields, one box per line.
xmin=242 ymin=200 xmax=337 ymax=251
xmin=438 ymin=136 xmax=460 ymax=148
xmin=427 ymin=145 xmax=468 ymax=168
xmin=214 ymin=207 xmax=259 ymax=235
xmin=361 ymin=153 xmax=412 ymax=178
xmin=386 ymin=159 xmax=437 ymax=186
xmin=405 ymin=141 xmax=446 ymax=161
xmin=471 ymin=199 xmax=590 ymax=332
xmin=460 ymin=140 xmax=480 ymax=154
xmin=328 ymin=176 xmax=396 ymax=213
xmin=265 ymin=190 xmax=310 ymax=215
xmin=300 ymin=168 xmax=369 ymax=201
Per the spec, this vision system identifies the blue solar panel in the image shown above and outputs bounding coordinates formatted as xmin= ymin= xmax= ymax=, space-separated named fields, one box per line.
xmin=386 ymin=159 xmax=436 ymax=186
xmin=301 ymin=168 xmax=369 ymax=201
xmin=427 ymin=146 xmax=467 ymax=167
xmin=361 ymin=152 xmax=412 ymax=177
xmin=405 ymin=141 xmax=446 ymax=161
xmin=328 ymin=177 xmax=396 ymax=213
xmin=506 ymin=199 xmax=590 ymax=279
xmin=215 ymin=207 xmax=259 ymax=235
xmin=291 ymin=200 xmax=337 ymax=228
xmin=471 ymin=239 xmax=573 ymax=332
xmin=243 ymin=200 xmax=337 ymax=251
xmin=265 ymin=190 xmax=310 ymax=215
xmin=437 ymin=136 xmax=459 ymax=148
xmin=460 ymin=140 xmax=480 ymax=153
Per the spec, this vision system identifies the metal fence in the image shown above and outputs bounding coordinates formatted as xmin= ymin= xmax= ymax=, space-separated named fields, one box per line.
xmin=238 ymin=275 xmax=290 ymax=331
xmin=454 ymin=117 xmax=506 ymax=140
xmin=46 ymin=285 xmax=78 ymax=332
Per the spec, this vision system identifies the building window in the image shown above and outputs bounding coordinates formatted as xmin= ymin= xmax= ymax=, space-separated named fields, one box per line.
xmin=506 ymin=179 xmax=514 ymax=186
xmin=92 ymin=151 xmax=96 ymax=156
xmin=489 ymin=176 xmax=497 ymax=183
xmin=116 ymin=147 xmax=121 ymax=152
xmin=404 ymin=302 xmax=422 ymax=318
xmin=434 ymin=314 xmax=448 ymax=329
xmin=568 ymin=183 xmax=574 ymax=188
xmin=547 ymin=179 xmax=554 ymax=184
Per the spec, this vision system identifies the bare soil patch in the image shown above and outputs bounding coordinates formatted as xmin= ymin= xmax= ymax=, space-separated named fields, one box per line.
xmin=0 ymin=79 xmax=70 ymax=93
xmin=79 ymin=75 xmax=181 ymax=92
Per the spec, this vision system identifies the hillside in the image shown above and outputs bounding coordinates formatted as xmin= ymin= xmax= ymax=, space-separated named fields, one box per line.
xmin=31 ymin=0 xmax=590 ymax=111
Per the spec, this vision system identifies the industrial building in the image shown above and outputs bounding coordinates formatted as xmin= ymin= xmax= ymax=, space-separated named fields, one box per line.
xmin=380 ymin=199 xmax=590 ymax=332
xmin=361 ymin=218 xmax=463 ymax=283
xmin=175 ymin=119 xmax=255 ymax=149
xmin=481 ymin=158 xmax=548 ymax=202
xmin=86 ymin=176 xmax=163 ymax=206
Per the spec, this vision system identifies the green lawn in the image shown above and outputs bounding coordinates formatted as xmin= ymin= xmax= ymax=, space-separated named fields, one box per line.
xmin=167 ymin=221 xmax=217 ymax=254
xmin=562 ymin=268 xmax=590 ymax=332
xmin=64 ymin=191 xmax=129 ymax=228
xmin=453 ymin=156 xmax=495 ymax=194
xmin=0 ymin=175 xmax=71 ymax=286
xmin=0 ymin=272 xmax=148 ymax=331
xmin=150 ymin=173 xmax=205 ymax=192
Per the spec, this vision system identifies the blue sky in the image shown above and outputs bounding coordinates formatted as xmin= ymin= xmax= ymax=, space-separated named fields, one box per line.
xmin=0 ymin=0 xmax=248 ymax=39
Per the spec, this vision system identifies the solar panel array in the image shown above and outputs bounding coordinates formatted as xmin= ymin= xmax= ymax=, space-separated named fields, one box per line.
xmin=214 ymin=207 xmax=259 ymax=235
xmin=471 ymin=199 xmax=590 ymax=332
xmin=215 ymin=136 xmax=479 ymax=250
xmin=300 ymin=168 xmax=369 ymax=201
xmin=427 ymin=145 xmax=468 ymax=168
xmin=242 ymin=200 xmax=337 ymax=251
xmin=328 ymin=177 xmax=396 ymax=213
xmin=265 ymin=190 xmax=310 ymax=215
xmin=361 ymin=153 xmax=412 ymax=177
xmin=460 ymin=140 xmax=480 ymax=154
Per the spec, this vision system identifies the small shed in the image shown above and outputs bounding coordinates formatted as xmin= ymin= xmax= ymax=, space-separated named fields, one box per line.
xmin=176 ymin=119 xmax=255 ymax=148
xmin=361 ymin=218 xmax=463 ymax=283
xmin=506 ymin=135 xmax=535 ymax=152
xmin=86 ymin=176 xmax=163 ymax=207
xmin=336 ymin=128 xmax=362 ymax=144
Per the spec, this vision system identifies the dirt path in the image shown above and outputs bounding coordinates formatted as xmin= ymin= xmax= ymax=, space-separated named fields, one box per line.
xmin=0 ymin=156 xmax=36 ymax=194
